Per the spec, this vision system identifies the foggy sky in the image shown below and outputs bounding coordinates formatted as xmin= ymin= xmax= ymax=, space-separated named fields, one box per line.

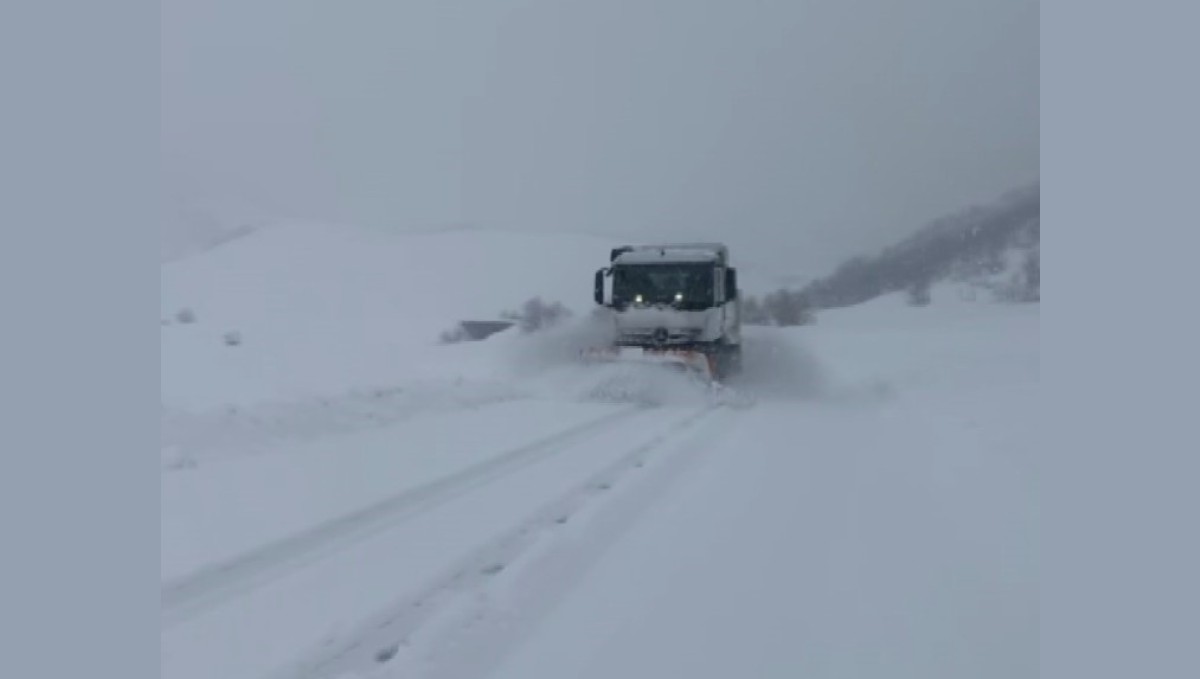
xmin=162 ymin=0 xmax=1038 ymax=275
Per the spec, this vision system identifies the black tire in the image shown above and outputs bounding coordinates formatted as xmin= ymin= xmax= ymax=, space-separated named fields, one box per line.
xmin=712 ymin=343 xmax=742 ymax=380
xmin=726 ymin=344 xmax=743 ymax=378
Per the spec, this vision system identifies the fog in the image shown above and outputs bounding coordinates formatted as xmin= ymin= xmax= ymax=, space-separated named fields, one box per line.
xmin=162 ymin=0 xmax=1038 ymax=275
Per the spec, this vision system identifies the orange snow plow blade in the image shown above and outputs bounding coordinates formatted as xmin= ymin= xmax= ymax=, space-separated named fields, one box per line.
xmin=580 ymin=346 xmax=718 ymax=382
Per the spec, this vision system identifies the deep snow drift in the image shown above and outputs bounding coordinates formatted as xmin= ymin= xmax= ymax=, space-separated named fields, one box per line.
xmin=161 ymin=222 xmax=1036 ymax=679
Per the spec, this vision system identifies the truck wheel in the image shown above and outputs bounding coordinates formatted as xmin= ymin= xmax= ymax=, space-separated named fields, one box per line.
xmin=726 ymin=345 xmax=743 ymax=377
xmin=713 ymin=344 xmax=741 ymax=380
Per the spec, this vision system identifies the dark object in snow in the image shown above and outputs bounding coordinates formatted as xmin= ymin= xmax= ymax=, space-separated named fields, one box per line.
xmin=223 ymin=331 xmax=242 ymax=346
xmin=175 ymin=307 xmax=197 ymax=324
xmin=440 ymin=320 xmax=515 ymax=343
xmin=481 ymin=563 xmax=506 ymax=576
xmin=460 ymin=319 xmax=516 ymax=340
xmin=375 ymin=643 xmax=399 ymax=663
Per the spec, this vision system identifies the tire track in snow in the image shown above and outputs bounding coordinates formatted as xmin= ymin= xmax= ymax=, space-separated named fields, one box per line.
xmin=161 ymin=405 xmax=646 ymax=628
xmin=275 ymin=403 xmax=727 ymax=679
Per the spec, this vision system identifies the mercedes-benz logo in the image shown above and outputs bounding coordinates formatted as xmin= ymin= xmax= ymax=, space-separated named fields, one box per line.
xmin=651 ymin=327 xmax=669 ymax=346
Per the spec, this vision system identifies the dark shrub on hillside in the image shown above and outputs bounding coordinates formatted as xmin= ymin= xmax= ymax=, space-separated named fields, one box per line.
xmin=502 ymin=297 xmax=574 ymax=333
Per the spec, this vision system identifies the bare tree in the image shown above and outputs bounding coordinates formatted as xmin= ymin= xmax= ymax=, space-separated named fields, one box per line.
xmin=503 ymin=297 xmax=574 ymax=333
xmin=762 ymin=289 xmax=814 ymax=326
xmin=907 ymin=279 xmax=932 ymax=306
xmin=740 ymin=295 xmax=772 ymax=325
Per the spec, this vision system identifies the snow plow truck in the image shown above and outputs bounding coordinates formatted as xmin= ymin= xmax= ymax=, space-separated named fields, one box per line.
xmin=583 ymin=243 xmax=743 ymax=383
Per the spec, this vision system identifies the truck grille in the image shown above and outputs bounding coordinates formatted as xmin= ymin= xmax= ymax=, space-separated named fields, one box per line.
xmin=617 ymin=327 xmax=702 ymax=346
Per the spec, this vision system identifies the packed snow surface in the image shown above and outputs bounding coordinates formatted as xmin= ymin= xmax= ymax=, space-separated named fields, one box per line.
xmin=161 ymin=222 xmax=1036 ymax=679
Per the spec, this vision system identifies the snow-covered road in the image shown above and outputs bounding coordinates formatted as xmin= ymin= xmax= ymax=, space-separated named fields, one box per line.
xmin=163 ymin=398 xmax=728 ymax=679
xmin=483 ymin=396 xmax=1035 ymax=679
xmin=162 ymin=404 xmax=644 ymax=626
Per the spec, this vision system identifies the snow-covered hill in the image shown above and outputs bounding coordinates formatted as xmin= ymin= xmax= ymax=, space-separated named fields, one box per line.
xmin=802 ymin=182 xmax=1040 ymax=309
xmin=160 ymin=221 xmax=1036 ymax=679
xmin=164 ymin=224 xmax=584 ymax=404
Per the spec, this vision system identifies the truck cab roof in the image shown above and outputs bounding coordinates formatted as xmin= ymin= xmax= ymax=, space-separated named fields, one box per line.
xmin=610 ymin=243 xmax=729 ymax=266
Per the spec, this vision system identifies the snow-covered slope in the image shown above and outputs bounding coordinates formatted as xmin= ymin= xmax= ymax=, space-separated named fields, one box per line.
xmin=160 ymin=222 xmax=1036 ymax=679
xmin=800 ymin=182 xmax=1040 ymax=309
xmin=164 ymin=224 xmax=569 ymax=405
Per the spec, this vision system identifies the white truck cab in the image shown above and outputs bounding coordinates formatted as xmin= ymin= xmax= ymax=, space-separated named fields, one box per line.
xmin=593 ymin=243 xmax=742 ymax=378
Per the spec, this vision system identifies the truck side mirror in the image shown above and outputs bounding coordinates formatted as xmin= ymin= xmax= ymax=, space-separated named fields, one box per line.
xmin=594 ymin=268 xmax=605 ymax=305
xmin=725 ymin=267 xmax=739 ymax=300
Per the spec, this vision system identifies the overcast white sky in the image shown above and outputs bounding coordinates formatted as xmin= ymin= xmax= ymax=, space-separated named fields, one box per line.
xmin=162 ymin=0 xmax=1038 ymax=275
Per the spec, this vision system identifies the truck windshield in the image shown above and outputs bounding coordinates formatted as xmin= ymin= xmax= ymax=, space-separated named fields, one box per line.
xmin=612 ymin=264 xmax=714 ymax=309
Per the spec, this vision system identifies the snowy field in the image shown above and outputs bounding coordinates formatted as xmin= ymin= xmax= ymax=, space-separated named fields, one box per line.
xmin=161 ymin=223 xmax=1037 ymax=679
